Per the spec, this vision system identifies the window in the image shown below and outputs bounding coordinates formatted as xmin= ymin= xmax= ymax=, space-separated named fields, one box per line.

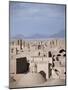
xmin=38 ymin=52 xmax=40 ymax=56
xmin=48 ymin=51 xmax=52 ymax=57
xmin=38 ymin=45 xmax=41 ymax=49
xmin=20 ymin=40 xmax=22 ymax=49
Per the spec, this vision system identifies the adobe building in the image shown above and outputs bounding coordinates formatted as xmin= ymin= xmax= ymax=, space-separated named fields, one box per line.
xmin=9 ymin=39 xmax=66 ymax=87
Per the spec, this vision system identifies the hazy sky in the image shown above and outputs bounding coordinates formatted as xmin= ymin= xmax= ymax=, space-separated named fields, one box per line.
xmin=10 ymin=2 xmax=65 ymax=37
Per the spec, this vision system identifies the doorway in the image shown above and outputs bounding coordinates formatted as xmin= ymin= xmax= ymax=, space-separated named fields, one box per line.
xmin=16 ymin=57 xmax=29 ymax=74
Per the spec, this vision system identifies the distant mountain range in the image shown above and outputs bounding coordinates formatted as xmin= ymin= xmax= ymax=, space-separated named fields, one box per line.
xmin=49 ymin=30 xmax=65 ymax=38
xmin=11 ymin=30 xmax=65 ymax=39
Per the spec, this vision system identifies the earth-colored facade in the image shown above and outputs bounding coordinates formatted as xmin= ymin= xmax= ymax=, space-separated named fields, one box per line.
xmin=9 ymin=39 xmax=66 ymax=88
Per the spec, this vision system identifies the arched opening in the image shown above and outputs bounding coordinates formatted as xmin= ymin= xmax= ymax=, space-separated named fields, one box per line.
xmin=48 ymin=63 xmax=52 ymax=78
xmin=63 ymin=54 xmax=66 ymax=57
xmin=38 ymin=45 xmax=41 ymax=50
xmin=56 ymin=56 xmax=59 ymax=61
xmin=38 ymin=52 xmax=40 ymax=56
xmin=59 ymin=49 xmax=65 ymax=53
xmin=20 ymin=40 xmax=22 ymax=50
xmin=48 ymin=51 xmax=52 ymax=57
xmin=57 ymin=54 xmax=61 ymax=56
xmin=39 ymin=71 xmax=47 ymax=80
xmin=16 ymin=57 xmax=29 ymax=74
